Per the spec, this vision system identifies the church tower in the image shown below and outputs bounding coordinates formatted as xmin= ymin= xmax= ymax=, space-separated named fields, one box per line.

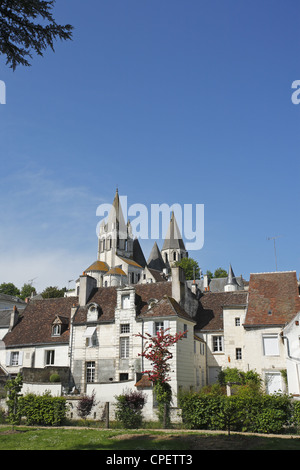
xmin=98 ymin=189 xmax=134 ymax=267
xmin=161 ymin=212 xmax=188 ymax=271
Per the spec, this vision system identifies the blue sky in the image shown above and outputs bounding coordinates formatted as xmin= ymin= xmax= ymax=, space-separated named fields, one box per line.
xmin=0 ymin=0 xmax=299 ymax=292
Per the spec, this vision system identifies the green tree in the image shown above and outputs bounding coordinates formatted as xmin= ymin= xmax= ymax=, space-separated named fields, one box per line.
xmin=5 ymin=373 xmax=23 ymax=429
xmin=20 ymin=283 xmax=37 ymax=300
xmin=174 ymin=257 xmax=200 ymax=280
xmin=0 ymin=282 xmax=20 ymax=297
xmin=0 ymin=0 xmax=73 ymax=70
xmin=41 ymin=286 xmax=66 ymax=298
xmin=205 ymin=268 xmax=228 ymax=278
xmin=213 ymin=268 xmax=228 ymax=278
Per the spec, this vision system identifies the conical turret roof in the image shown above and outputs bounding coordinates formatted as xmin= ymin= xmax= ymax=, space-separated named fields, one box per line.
xmin=162 ymin=212 xmax=186 ymax=251
xmin=147 ymin=242 xmax=166 ymax=271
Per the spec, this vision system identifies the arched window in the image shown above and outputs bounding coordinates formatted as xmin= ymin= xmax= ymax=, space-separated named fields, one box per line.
xmin=173 ymin=252 xmax=177 ymax=261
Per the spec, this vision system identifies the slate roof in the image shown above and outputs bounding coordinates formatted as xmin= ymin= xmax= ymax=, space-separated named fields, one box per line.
xmin=3 ymin=296 xmax=78 ymax=347
xmin=147 ymin=242 xmax=166 ymax=271
xmin=162 ymin=212 xmax=186 ymax=251
xmin=244 ymin=271 xmax=300 ymax=327
xmin=195 ymin=291 xmax=248 ymax=331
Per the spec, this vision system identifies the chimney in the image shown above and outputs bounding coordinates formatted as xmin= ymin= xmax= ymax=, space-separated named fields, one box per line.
xmin=79 ymin=274 xmax=97 ymax=306
xmin=71 ymin=304 xmax=78 ymax=319
xmin=171 ymin=266 xmax=186 ymax=305
xmin=9 ymin=306 xmax=19 ymax=331
xmin=203 ymin=274 xmax=209 ymax=290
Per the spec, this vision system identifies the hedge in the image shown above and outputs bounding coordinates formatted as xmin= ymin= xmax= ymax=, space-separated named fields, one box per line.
xmin=18 ymin=393 xmax=67 ymax=426
xmin=178 ymin=392 xmax=297 ymax=434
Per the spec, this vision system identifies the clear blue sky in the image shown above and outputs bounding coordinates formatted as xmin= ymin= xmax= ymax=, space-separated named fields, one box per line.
xmin=0 ymin=0 xmax=299 ymax=292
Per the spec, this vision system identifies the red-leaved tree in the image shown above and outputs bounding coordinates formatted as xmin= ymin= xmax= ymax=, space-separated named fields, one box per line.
xmin=136 ymin=328 xmax=186 ymax=426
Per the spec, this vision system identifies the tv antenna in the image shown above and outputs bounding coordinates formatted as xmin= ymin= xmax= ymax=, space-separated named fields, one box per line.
xmin=267 ymin=236 xmax=282 ymax=271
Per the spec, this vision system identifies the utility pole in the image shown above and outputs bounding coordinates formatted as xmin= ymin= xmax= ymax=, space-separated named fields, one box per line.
xmin=267 ymin=236 xmax=281 ymax=271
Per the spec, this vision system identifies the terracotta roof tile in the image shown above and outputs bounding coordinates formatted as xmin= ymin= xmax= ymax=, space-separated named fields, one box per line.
xmin=244 ymin=271 xmax=300 ymax=327
xmin=4 ymin=296 xmax=78 ymax=347
xmin=195 ymin=291 xmax=248 ymax=331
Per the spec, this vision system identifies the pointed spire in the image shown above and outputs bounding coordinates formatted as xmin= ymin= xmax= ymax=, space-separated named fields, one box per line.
xmin=227 ymin=264 xmax=238 ymax=286
xmin=147 ymin=242 xmax=166 ymax=271
xmin=162 ymin=212 xmax=186 ymax=251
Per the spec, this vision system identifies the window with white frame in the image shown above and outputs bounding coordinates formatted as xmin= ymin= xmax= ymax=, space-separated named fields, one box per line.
xmin=121 ymin=323 xmax=130 ymax=334
xmin=52 ymin=324 xmax=61 ymax=336
xmin=86 ymin=361 xmax=95 ymax=383
xmin=235 ymin=317 xmax=240 ymax=326
xmin=10 ymin=351 xmax=20 ymax=366
xmin=212 ymin=335 xmax=223 ymax=352
xmin=45 ymin=350 xmax=55 ymax=365
xmin=155 ymin=321 xmax=164 ymax=334
xmin=120 ymin=336 xmax=129 ymax=358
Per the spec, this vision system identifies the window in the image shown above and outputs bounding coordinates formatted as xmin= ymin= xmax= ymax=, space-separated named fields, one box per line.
xmin=120 ymin=337 xmax=129 ymax=358
xmin=45 ymin=350 xmax=55 ymax=365
xmin=235 ymin=348 xmax=242 ymax=360
xmin=235 ymin=317 xmax=240 ymax=326
xmin=121 ymin=324 xmax=130 ymax=334
xmin=11 ymin=352 xmax=19 ymax=366
xmin=52 ymin=324 xmax=61 ymax=336
xmin=173 ymin=251 xmax=177 ymax=261
xmin=263 ymin=335 xmax=279 ymax=356
xmin=121 ymin=294 xmax=130 ymax=309
xmin=155 ymin=322 xmax=164 ymax=334
xmin=84 ymin=327 xmax=97 ymax=347
xmin=212 ymin=336 xmax=223 ymax=352
xmin=120 ymin=373 xmax=128 ymax=381
xmin=183 ymin=324 xmax=188 ymax=338
xmin=86 ymin=361 xmax=95 ymax=383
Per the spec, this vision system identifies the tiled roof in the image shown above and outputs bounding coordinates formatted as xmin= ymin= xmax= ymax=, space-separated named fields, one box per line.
xmin=195 ymin=291 xmax=248 ymax=331
xmin=3 ymin=296 xmax=78 ymax=347
xmin=73 ymin=283 xmax=173 ymax=324
xmin=244 ymin=271 xmax=300 ymax=327
xmin=139 ymin=295 xmax=195 ymax=322
xmin=85 ymin=260 xmax=109 ymax=272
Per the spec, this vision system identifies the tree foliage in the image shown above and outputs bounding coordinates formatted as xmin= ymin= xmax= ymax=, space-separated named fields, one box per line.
xmin=41 ymin=286 xmax=66 ymax=298
xmin=0 ymin=282 xmax=20 ymax=297
xmin=136 ymin=328 xmax=185 ymax=426
xmin=0 ymin=0 xmax=73 ymax=70
xmin=206 ymin=268 xmax=228 ymax=279
xmin=174 ymin=257 xmax=200 ymax=280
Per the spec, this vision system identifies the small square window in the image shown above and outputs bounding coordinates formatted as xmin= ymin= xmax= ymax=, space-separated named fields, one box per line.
xmin=121 ymin=324 xmax=130 ymax=334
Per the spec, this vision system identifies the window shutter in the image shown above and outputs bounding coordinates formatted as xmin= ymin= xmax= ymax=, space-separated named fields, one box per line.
xmin=18 ymin=351 xmax=23 ymax=366
xmin=163 ymin=320 xmax=170 ymax=331
xmin=148 ymin=321 xmax=154 ymax=336
xmin=6 ymin=351 xmax=10 ymax=366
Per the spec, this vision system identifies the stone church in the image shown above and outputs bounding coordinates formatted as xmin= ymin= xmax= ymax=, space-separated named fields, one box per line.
xmin=75 ymin=189 xmax=189 ymax=290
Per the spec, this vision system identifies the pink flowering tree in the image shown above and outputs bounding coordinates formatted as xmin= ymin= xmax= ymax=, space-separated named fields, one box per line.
xmin=136 ymin=328 xmax=185 ymax=426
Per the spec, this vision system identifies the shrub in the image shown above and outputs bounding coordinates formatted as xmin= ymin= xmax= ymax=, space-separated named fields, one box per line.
xmin=77 ymin=391 xmax=97 ymax=420
xmin=115 ymin=390 xmax=146 ymax=429
xmin=49 ymin=373 xmax=61 ymax=383
xmin=18 ymin=392 xmax=67 ymax=426
xmin=179 ymin=391 xmax=293 ymax=434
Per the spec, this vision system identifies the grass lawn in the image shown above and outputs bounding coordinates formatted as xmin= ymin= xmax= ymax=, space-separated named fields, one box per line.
xmin=0 ymin=426 xmax=300 ymax=450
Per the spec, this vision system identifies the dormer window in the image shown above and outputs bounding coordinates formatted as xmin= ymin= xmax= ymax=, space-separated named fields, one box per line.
xmin=121 ymin=294 xmax=130 ymax=309
xmin=87 ymin=303 xmax=100 ymax=322
xmin=52 ymin=324 xmax=61 ymax=336
xmin=51 ymin=315 xmax=68 ymax=336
